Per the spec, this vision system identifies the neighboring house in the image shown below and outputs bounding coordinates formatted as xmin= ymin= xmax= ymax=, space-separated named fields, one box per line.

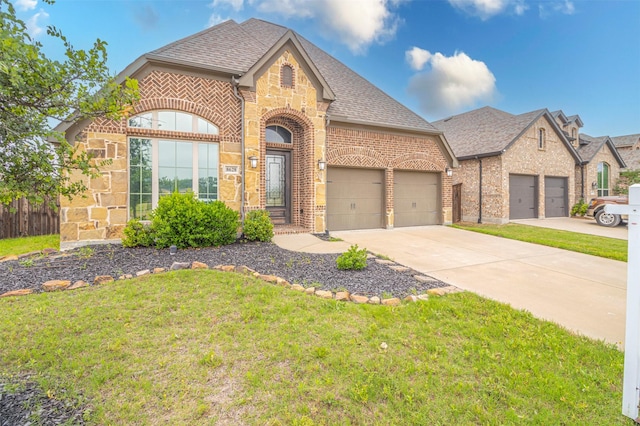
xmin=56 ymin=18 xmax=457 ymax=249
xmin=612 ymin=134 xmax=640 ymax=171
xmin=573 ymin=134 xmax=626 ymax=199
xmin=434 ymin=106 xmax=581 ymax=224
xmin=551 ymin=111 xmax=626 ymax=200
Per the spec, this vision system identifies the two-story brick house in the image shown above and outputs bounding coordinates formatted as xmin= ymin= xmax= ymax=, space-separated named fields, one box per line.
xmin=56 ymin=18 xmax=457 ymax=249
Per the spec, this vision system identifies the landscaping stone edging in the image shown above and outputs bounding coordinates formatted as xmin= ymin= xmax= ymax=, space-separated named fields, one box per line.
xmin=0 ymin=260 xmax=462 ymax=304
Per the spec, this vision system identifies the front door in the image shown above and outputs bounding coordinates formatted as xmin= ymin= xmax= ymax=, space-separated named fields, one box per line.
xmin=266 ymin=150 xmax=291 ymax=225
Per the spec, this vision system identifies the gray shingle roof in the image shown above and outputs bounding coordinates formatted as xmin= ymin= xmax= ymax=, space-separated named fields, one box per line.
xmin=618 ymin=148 xmax=640 ymax=170
xmin=577 ymin=134 xmax=626 ymax=167
xmin=432 ymin=106 xmax=551 ymax=159
xmin=148 ymin=18 xmax=439 ymax=133
xmin=611 ymin=134 xmax=640 ymax=148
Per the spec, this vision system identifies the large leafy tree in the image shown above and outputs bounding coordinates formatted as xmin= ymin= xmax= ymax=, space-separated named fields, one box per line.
xmin=0 ymin=0 xmax=139 ymax=206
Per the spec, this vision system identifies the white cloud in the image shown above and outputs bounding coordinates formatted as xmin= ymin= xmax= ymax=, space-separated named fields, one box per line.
xmin=209 ymin=0 xmax=403 ymax=54
xmin=210 ymin=0 xmax=244 ymax=12
xmin=448 ymin=0 xmax=527 ymax=20
xmin=26 ymin=9 xmax=49 ymax=38
xmin=539 ymin=0 xmax=575 ymax=18
xmin=208 ymin=13 xmax=230 ymax=27
xmin=406 ymin=50 xmax=497 ymax=116
xmin=405 ymin=46 xmax=431 ymax=71
xmin=15 ymin=0 xmax=37 ymax=11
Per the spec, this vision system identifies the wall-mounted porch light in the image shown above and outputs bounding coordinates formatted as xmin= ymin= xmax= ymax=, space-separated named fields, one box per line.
xmin=445 ymin=167 xmax=453 ymax=177
xmin=318 ymin=159 xmax=327 ymax=171
xmin=592 ymin=181 xmax=598 ymax=190
xmin=249 ymin=156 xmax=258 ymax=168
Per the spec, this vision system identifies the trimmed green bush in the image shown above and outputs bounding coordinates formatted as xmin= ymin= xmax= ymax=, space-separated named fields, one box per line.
xmin=243 ymin=210 xmax=274 ymax=242
xmin=151 ymin=192 xmax=239 ymax=249
xmin=122 ymin=218 xmax=155 ymax=248
xmin=570 ymin=199 xmax=588 ymax=217
xmin=336 ymin=244 xmax=368 ymax=270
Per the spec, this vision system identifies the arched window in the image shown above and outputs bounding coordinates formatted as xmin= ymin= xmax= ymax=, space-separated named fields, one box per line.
xmin=266 ymin=125 xmax=292 ymax=144
xmin=281 ymin=65 xmax=293 ymax=87
xmin=597 ymin=162 xmax=610 ymax=196
xmin=538 ymin=128 xmax=546 ymax=150
xmin=128 ymin=110 xmax=219 ymax=135
xmin=127 ymin=111 xmax=220 ymax=220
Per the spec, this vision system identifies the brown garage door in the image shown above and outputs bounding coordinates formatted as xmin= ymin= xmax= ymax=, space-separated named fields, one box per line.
xmin=545 ymin=176 xmax=568 ymax=218
xmin=394 ymin=171 xmax=441 ymax=227
xmin=327 ymin=167 xmax=384 ymax=231
xmin=509 ymin=174 xmax=537 ymax=219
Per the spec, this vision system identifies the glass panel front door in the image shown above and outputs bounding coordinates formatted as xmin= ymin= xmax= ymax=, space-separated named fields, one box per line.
xmin=265 ymin=151 xmax=290 ymax=224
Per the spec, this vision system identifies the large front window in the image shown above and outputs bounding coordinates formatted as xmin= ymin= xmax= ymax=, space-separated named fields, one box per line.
xmin=127 ymin=111 xmax=220 ymax=219
xmin=597 ymin=162 xmax=610 ymax=196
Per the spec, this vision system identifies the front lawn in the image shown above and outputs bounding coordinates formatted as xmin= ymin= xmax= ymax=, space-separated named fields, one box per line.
xmin=452 ymin=223 xmax=628 ymax=262
xmin=0 ymin=234 xmax=59 ymax=257
xmin=0 ymin=270 xmax=627 ymax=425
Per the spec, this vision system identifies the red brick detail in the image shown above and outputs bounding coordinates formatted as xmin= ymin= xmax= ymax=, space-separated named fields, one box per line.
xmin=259 ymin=108 xmax=315 ymax=231
xmin=86 ymin=71 xmax=241 ymax=141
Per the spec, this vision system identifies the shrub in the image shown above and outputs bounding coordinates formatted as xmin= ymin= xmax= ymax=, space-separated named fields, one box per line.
xmin=336 ymin=244 xmax=368 ymax=270
xmin=122 ymin=218 xmax=155 ymax=247
xmin=243 ymin=210 xmax=274 ymax=242
xmin=151 ymin=192 xmax=239 ymax=249
xmin=570 ymin=199 xmax=588 ymax=217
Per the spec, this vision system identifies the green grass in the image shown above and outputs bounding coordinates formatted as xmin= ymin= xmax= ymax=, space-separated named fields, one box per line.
xmin=0 ymin=270 xmax=626 ymax=425
xmin=452 ymin=223 xmax=628 ymax=262
xmin=0 ymin=234 xmax=59 ymax=256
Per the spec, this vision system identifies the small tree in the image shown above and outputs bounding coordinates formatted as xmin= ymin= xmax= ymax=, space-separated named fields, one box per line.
xmin=0 ymin=0 xmax=139 ymax=206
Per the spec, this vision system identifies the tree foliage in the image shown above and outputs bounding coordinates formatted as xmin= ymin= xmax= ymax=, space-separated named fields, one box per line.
xmin=0 ymin=0 xmax=139 ymax=205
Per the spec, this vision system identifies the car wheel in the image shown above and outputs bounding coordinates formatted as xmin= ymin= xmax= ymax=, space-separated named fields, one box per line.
xmin=595 ymin=209 xmax=621 ymax=227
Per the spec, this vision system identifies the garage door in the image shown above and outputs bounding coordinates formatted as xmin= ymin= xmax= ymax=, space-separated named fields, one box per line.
xmin=509 ymin=174 xmax=537 ymax=219
xmin=394 ymin=171 xmax=441 ymax=227
xmin=327 ymin=167 xmax=384 ymax=231
xmin=545 ymin=176 xmax=568 ymax=218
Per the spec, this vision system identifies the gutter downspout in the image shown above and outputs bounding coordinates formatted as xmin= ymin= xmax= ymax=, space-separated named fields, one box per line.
xmin=324 ymin=113 xmax=330 ymax=234
xmin=477 ymin=157 xmax=483 ymax=224
xmin=232 ymin=77 xmax=246 ymax=223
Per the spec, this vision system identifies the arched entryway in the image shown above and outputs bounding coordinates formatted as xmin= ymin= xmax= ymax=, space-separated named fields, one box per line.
xmin=260 ymin=110 xmax=314 ymax=230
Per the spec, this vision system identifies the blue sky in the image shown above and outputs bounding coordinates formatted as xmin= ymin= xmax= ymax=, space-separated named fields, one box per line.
xmin=13 ymin=0 xmax=640 ymax=137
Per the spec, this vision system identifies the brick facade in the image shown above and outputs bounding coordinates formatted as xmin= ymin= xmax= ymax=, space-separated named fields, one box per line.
xmin=453 ymin=116 xmax=576 ymax=223
xmin=60 ymin=51 xmax=453 ymax=247
xmin=327 ymin=125 xmax=452 ymax=226
xmin=577 ymin=143 xmax=622 ymax=201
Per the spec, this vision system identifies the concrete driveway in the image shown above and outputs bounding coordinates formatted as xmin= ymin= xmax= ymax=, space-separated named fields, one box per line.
xmin=512 ymin=217 xmax=628 ymax=240
xmin=331 ymin=226 xmax=627 ymax=348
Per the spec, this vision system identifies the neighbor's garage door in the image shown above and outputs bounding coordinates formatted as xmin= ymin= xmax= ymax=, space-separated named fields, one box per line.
xmin=509 ymin=174 xmax=537 ymax=219
xmin=327 ymin=167 xmax=384 ymax=231
xmin=544 ymin=176 xmax=568 ymax=218
xmin=394 ymin=171 xmax=441 ymax=227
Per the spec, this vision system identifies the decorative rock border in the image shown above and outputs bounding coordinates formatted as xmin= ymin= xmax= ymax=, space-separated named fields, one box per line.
xmin=0 ymin=260 xmax=462 ymax=305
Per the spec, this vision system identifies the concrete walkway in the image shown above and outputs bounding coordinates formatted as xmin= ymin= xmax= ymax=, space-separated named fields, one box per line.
xmin=276 ymin=226 xmax=627 ymax=347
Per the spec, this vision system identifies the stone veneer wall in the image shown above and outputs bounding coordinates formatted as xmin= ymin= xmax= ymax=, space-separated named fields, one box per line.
xmin=242 ymin=49 xmax=328 ymax=232
xmin=451 ymin=156 xmax=502 ymax=223
xmin=578 ymin=143 xmax=622 ymax=202
xmin=327 ymin=126 xmax=452 ymax=226
xmin=60 ymin=70 xmax=242 ymax=247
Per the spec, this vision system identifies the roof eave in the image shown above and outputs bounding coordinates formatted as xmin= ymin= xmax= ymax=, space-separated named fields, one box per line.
xmin=457 ymin=151 xmax=504 ymax=161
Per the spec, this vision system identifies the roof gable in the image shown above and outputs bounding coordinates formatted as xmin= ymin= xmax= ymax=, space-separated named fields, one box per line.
xmin=237 ymin=30 xmax=335 ymax=101
xmin=578 ymin=134 xmax=626 ymax=167
xmin=433 ymin=106 xmax=580 ymax=162
xmin=611 ymin=133 xmax=640 ymax=149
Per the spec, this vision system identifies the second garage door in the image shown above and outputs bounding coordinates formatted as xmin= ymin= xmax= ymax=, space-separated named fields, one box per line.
xmin=327 ymin=167 xmax=384 ymax=231
xmin=394 ymin=171 xmax=441 ymax=227
xmin=509 ymin=174 xmax=537 ymax=219
xmin=545 ymin=176 xmax=568 ymax=218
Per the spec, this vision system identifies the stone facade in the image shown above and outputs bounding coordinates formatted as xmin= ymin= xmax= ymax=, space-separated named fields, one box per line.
xmin=576 ymin=143 xmax=622 ymax=202
xmin=453 ymin=116 xmax=576 ymax=223
xmin=59 ymin=50 xmax=453 ymax=247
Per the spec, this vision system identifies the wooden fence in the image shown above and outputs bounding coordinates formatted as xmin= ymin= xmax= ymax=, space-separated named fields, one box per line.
xmin=0 ymin=197 xmax=59 ymax=239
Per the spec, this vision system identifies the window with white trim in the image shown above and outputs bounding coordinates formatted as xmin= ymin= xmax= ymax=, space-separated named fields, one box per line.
xmin=128 ymin=111 xmax=220 ymax=219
